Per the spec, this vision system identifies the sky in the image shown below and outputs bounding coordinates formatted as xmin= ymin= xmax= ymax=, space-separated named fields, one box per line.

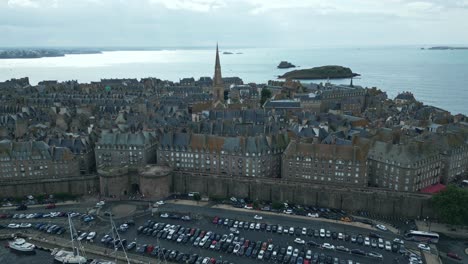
xmin=1 ymin=0 xmax=468 ymax=48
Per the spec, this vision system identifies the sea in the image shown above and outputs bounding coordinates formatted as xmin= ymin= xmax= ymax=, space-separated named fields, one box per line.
xmin=0 ymin=46 xmax=467 ymax=115
xmin=0 ymin=243 xmax=53 ymax=263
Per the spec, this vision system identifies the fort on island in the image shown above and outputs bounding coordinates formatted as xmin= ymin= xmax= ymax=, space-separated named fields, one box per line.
xmin=0 ymin=45 xmax=467 ymax=219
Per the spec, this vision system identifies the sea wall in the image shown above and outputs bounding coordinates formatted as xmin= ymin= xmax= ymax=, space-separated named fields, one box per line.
xmin=172 ymin=173 xmax=434 ymax=218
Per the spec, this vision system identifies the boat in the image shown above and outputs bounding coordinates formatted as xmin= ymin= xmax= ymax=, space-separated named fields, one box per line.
xmin=51 ymin=214 xmax=87 ymax=264
xmin=52 ymin=248 xmax=87 ymax=264
xmin=8 ymin=237 xmax=36 ymax=254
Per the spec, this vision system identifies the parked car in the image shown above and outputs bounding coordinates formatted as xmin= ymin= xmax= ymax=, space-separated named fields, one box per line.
xmin=447 ymin=252 xmax=463 ymax=260
xmin=322 ymin=243 xmax=334 ymax=250
xmin=294 ymin=238 xmax=305 ymax=245
xmin=418 ymin=243 xmax=430 ymax=251
xmin=254 ymin=215 xmax=263 ymax=220
xmin=376 ymin=224 xmax=387 ymax=231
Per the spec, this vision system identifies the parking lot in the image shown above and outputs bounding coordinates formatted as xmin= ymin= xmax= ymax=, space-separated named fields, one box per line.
xmin=0 ymin=200 xmax=445 ymax=264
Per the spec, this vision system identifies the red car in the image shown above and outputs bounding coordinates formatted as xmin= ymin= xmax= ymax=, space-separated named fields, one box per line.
xmin=212 ymin=216 xmax=219 ymax=224
xmin=46 ymin=203 xmax=56 ymax=209
xmin=447 ymin=252 xmax=462 ymax=260
xmin=146 ymin=244 xmax=154 ymax=254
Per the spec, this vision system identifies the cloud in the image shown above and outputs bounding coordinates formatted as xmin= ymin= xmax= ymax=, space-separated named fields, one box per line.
xmin=148 ymin=0 xmax=226 ymax=12
xmin=7 ymin=0 xmax=40 ymax=8
xmin=7 ymin=0 xmax=60 ymax=8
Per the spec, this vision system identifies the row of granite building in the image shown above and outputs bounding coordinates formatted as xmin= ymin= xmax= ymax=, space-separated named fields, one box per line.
xmin=0 ymin=46 xmax=467 ymax=197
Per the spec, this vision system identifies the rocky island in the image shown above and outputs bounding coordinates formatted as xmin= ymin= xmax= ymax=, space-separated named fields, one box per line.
xmin=277 ymin=61 xmax=296 ymax=69
xmin=279 ymin=65 xmax=359 ymax=80
xmin=0 ymin=48 xmax=101 ymax=59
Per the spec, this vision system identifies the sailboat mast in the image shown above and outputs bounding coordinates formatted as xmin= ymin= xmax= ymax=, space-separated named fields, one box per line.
xmin=68 ymin=214 xmax=76 ymax=255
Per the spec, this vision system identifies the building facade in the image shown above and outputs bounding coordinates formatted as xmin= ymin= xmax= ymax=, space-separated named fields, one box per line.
xmin=95 ymin=131 xmax=157 ymax=169
xmin=157 ymin=132 xmax=289 ymax=178
xmin=0 ymin=139 xmax=80 ymax=180
xmin=367 ymin=141 xmax=443 ymax=192
xmin=282 ymin=140 xmax=369 ymax=187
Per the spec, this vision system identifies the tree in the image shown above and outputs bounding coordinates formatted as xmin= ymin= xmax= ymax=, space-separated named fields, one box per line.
xmin=193 ymin=193 xmax=201 ymax=203
xmin=271 ymin=201 xmax=284 ymax=210
xmin=260 ymin=88 xmax=272 ymax=106
xmin=431 ymin=185 xmax=468 ymax=225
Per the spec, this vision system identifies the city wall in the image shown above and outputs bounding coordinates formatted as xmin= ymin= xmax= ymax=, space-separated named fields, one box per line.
xmin=172 ymin=173 xmax=435 ymax=219
xmin=0 ymin=175 xmax=99 ymax=198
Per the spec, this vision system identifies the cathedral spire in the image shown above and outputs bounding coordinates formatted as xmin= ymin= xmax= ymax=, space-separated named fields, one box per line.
xmin=213 ymin=43 xmax=223 ymax=87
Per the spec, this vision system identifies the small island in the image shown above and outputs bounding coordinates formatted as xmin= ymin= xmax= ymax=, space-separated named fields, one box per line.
xmin=223 ymin=51 xmax=233 ymax=55
xmin=426 ymin=46 xmax=468 ymax=50
xmin=279 ymin=65 xmax=359 ymax=80
xmin=277 ymin=61 xmax=296 ymax=69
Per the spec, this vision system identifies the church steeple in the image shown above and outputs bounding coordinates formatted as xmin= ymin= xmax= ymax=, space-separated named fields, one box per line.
xmin=213 ymin=43 xmax=223 ymax=87
xmin=213 ymin=43 xmax=224 ymax=104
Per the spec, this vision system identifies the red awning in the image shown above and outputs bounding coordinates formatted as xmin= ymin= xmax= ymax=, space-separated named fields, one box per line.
xmin=420 ymin=183 xmax=446 ymax=194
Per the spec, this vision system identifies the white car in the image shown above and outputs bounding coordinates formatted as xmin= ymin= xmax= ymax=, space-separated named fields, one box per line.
xmin=156 ymin=200 xmax=165 ymax=205
xmin=294 ymin=238 xmax=305 ymax=244
xmin=96 ymin=201 xmax=105 ymax=207
xmin=364 ymin=237 xmax=370 ymax=246
xmin=254 ymin=215 xmax=263 ymax=220
xmin=393 ymin=238 xmax=404 ymax=244
xmin=160 ymin=213 xmax=169 ymax=218
xmin=286 ymin=246 xmax=293 ymax=255
xmin=292 ymin=248 xmax=299 ymax=257
xmin=319 ymin=229 xmax=325 ymax=238
xmin=376 ymin=224 xmax=387 ymax=231
xmin=322 ymin=243 xmax=335 ymax=250
xmin=305 ymin=250 xmax=312 ymax=260
xmin=385 ymin=241 xmax=392 ymax=251
xmin=20 ymin=223 xmax=31 ymax=228
xmin=301 ymin=227 xmax=307 ymax=235
xmin=307 ymin=212 xmax=319 ymax=218
xmin=418 ymin=243 xmax=430 ymax=251
xmin=257 ymin=250 xmax=264 ymax=260
xmin=8 ymin=223 xmax=20 ymax=229
xmin=77 ymin=232 xmax=87 ymax=241
xmin=283 ymin=209 xmax=293 ymax=214
xmin=86 ymin=232 xmax=96 ymax=241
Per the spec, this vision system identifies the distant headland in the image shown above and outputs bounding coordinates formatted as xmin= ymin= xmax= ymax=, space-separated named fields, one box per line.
xmin=423 ymin=46 xmax=468 ymax=50
xmin=279 ymin=65 xmax=359 ymax=80
xmin=0 ymin=48 xmax=102 ymax=59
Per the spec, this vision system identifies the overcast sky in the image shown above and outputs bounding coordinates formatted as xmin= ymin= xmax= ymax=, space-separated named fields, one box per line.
xmin=1 ymin=0 xmax=468 ymax=48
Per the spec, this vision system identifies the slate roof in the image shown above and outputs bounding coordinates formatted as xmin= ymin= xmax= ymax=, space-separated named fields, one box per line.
xmin=0 ymin=139 xmax=74 ymax=161
xmin=159 ymin=132 xmax=289 ymax=154
xmin=97 ymin=131 xmax=156 ymax=146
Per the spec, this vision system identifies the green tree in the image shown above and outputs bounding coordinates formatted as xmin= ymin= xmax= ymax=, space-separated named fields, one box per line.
xmin=193 ymin=193 xmax=201 ymax=202
xmin=271 ymin=201 xmax=284 ymax=210
xmin=260 ymin=88 xmax=272 ymax=106
xmin=431 ymin=185 xmax=468 ymax=225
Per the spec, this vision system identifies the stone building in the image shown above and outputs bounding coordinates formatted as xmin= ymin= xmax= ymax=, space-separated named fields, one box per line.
xmin=47 ymin=135 xmax=95 ymax=175
xmin=157 ymin=132 xmax=289 ymax=178
xmin=98 ymin=165 xmax=172 ymax=199
xmin=282 ymin=140 xmax=369 ymax=187
xmin=317 ymin=86 xmax=366 ymax=113
xmin=367 ymin=140 xmax=443 ymax=192
xmin=95 ymin=131 xmax=157 ymax=169
xmin=0 ymin=139 xmax=80 ymax=180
